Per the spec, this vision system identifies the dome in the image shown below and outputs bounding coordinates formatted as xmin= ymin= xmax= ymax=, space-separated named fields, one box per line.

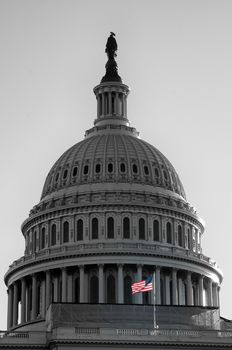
xmin=41 ymin=132 xmax=186 ymax=201
xmin=4 ymin=34 xmax=223 ymax=339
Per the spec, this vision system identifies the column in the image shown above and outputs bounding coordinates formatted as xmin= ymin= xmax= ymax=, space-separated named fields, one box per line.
xmin=212 ymin=283 xmax=218 ymax=307
xmin=186 ymin=271 xmax=193 ymax=306
xmin=97 ymin=95 xmax=100 ymax=117
xmin=117 ymin=264 xmax=124 ymax=303
xmin=115 ymin=92 xmax=119 ymax=115
xmin=199 ymin=275 xmax=204 ymax=306
xmin=172 ymin=269 xmax=178 ymax=305
xmin=102 ymin=93 xmax=105 ymax=116
xmin=67 ymin=274 xmax=73 ymax=302
xmin=13 ymin=282 xmax=18 ymax=326
xmin=45 ymin=270 xmax=51 ymax=310
xmin=61 ymin=268 xmax=67 ymax=302
xmin=21 ymin=278 xmax=26 ymax=323
xmin=217 ymin=285 xmax=220 ymax=308
xmin=124 ymin=94 xmax=127 ymax=117
xmin=165 ymin=274 xmax=170 ymax=305
xmin=32 ymin=274 xmax=37 ymax=320
xmin=7 ymin=286 xmax=13 ymax=329
xmin=98 ymin=264 xmax=104 ymax=303
xmin=41 ymin=280 xmax=46 ymax=317
xmin=155 ymin=266 xmax=161 ymax=305
xmin=79 ymin=265 xmax=85 ymax=303
xmin=122 ymin=94 xmax=126 ymax=117
xmin=136 ymin=265 xmax=143 ymax=304
xmin=109 ymin=92 xmax=112 ymax=114
xmin=207 ymin=279 xmax=213 ymax=306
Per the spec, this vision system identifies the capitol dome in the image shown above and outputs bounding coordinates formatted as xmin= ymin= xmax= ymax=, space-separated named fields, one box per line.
xmin=4 ymin=34 xmax=223 ymax=339
xmin=41 ymin=131 xmax=186 ymax=201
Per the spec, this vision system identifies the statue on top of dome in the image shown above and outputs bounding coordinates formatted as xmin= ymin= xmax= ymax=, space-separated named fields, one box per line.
xmin=101 ymin=32 xmax=122 ymax=83
xmin=105 ymin=32 xmax=117 ymax=60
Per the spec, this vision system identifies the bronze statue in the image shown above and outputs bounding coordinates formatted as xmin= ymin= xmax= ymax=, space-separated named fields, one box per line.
xmin=101 ymin=32 xmax=122 ymax=83
xmin=105 ymin=32 xmax=117 ymax=60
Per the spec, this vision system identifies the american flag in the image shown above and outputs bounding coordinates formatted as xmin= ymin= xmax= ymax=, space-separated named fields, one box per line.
xmin=131 ymin=276 xmax=153 ymax=294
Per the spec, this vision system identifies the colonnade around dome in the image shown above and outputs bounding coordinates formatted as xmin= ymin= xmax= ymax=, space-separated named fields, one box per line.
xmin=7 ymin=263 xmax=219 ymax=330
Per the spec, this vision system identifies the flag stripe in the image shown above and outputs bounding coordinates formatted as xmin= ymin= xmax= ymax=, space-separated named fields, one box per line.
xmin=131 ymin=277 xmax=153 ymax=294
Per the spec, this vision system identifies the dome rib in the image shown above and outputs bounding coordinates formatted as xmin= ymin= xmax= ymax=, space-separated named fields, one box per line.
xmin=41 ymin=132 xmax=186 ymax=201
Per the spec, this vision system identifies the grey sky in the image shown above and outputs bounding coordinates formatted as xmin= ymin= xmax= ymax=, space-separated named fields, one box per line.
xmin=0 ymin=0 xmax=231 ymax=328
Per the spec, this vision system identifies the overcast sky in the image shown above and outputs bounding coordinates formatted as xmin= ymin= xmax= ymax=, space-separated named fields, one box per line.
xmin=0 ymin=0 xmax=231 ymax=328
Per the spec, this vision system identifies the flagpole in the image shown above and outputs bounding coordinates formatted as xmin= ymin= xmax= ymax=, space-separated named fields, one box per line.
xmin=153 ymin=271 xmax=156 ymax=329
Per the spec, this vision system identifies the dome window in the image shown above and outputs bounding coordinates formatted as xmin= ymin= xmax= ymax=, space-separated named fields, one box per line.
xmin=63 ymin=169 xmax=68 ymax=179
xmin=51 ymin=224 xmax=56 ymax=246
xmin=107 ymin=275 xmax=116 ymax=303
xmin=178 ymin=225 xmax=183 ymax=247
xmin=166 ymin=222 xmax=172 ymax=244
xmin=90 ymin=275 xmax=99 ymax=303
xmin=107 ymin=217 xmax=114 ymax=239
xmin=120 ymin=162 xmax=126 ymax=173
xmin=92 ymin=218 xmax=98 ymax=239
xmin=124 ymin=275 xmax=132 ymax=304
xmin=72 ymin=166 xmax=78 ymax=177
xmin=144 ymin=165 xmax=149 ymax=175
xmin=153 ymin=220 xmax=160 ymax=241
xmin=83 ymin=165 xmax=89 ymax=175
xmin=163 ymin=170 xmax=168 ymax=180
xmin=95 ymin=163 xmax=101 ymax=174
xmin=63 ymin=221 xmax=69 ymax=243
xmin=108 ymin=163 xmax=113 ymax=173
xmin=40 ymin=227 xmax=46 ymax=249
xmin=139 ymin=218 xmax=145 ymax=240
xmin=123 ymin=217 xmax=130 ymax=239
xmin=132 ymin=164 xmax=138 ymax=174
xmin=77 ymin=219 xmax=83 ymax=241
xmin=155 ymin=168 xmax=160 ymax=178
xmin=55 ymin=173 xmax=60 ymax=182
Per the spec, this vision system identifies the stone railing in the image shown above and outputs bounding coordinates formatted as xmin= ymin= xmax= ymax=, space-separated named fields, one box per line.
xmin=0 ymin=330 xmax=47 ymax=344
xmin=0 ymin=328 xmax=232 ymax=345
xmin=8 ymin=241 xmax=221 ymax=273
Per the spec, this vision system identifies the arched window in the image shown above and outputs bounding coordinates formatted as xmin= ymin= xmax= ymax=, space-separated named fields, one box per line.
xmin=107 ymin=217 xmax=114 ymax=239
xmin=108 ymin=163 xmax=113 ymax=173
xmin=41 ymin=227 xmax=45 ymax=249
xmin=72 ymin=166 xmax=78 ymax=177
xmin=120 ymin=163 xmax=126 ymax=173
xmin=77 ymin=219 xmax=83 ymax=241
xmin=90 ymin=275 xmax=99 ymax=303
xmin=74 ymin=277 xmax=79 ymax=303
xmin=123 ymin=217 xmax=130 ymax=239
xmin=144 ymin=165 xmax=149 ymax=175
xmin=51 ymin=224 xmax=56 ymax=246
xmin=107 ymin=275 xmax=116 ymax=303
xmin=83 ymin=165 xmax=89 ymax=175
xmin=132 ymin=164 xmax=138 ymax=174
xmin=187 ymin=228 xmax=191 ymax=249
xmin=33 ymin=231 xmax=37 ymax=252
xmin=92 ymin=218 xmax=98 ymax=239
xmin=124 ymin=275 xmax=132 ymax=304
xmin=166 ymin=222 xmax=172 ymax=244
xmin=139 ymin=218 xmax=145 ymax=240
xmin=63 ymin=221 xmax=69 ymax=243
xmin=95 ymin=163 xmax=101 ymax=173
xmin=153 ymin=220 xmax=160 ymax=241
xmin=178 ymin=225 xmax=183 ymax=247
